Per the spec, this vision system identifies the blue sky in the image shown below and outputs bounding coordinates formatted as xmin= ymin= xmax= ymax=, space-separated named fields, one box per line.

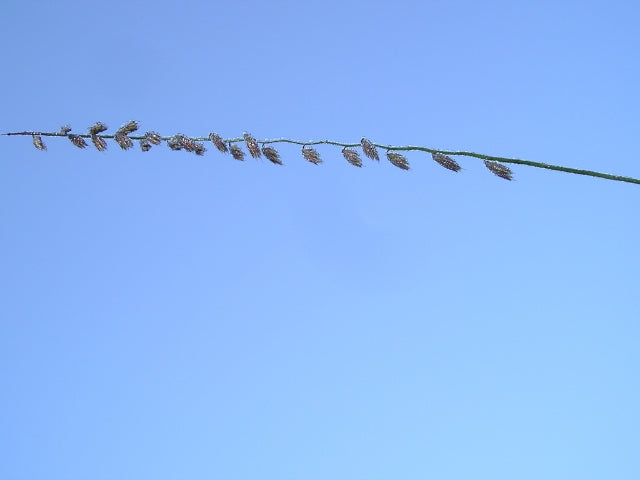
xmin=1 ymin=1 xmax=639 ymax=479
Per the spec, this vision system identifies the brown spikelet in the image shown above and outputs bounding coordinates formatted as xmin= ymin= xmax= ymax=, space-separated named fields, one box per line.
xmin=87 ymin=123 xmax=108 ymax=150
xmin=342 ymin=148 xmax=362 ymax=167
xmin=88 ymin=122 xmax=108 ymax=135
xmin=140 ymin=139 xmax=152 ymax=152
xmin=209 ymin=133 xmax=228 ymax=153
xmin=243 ymin=133 xmax=261 ymax=158
xmin=32 ymin=135 xmax=46 ymax=151
xmin=484 ymin=160 xmax=513 ymax=180
xmin=167 ymin=137 xmax=182 ymax=150
xmin=432 ymin=152 xmax=461 ymax=172
xmin=68 ymin=134 xmax=87 ymax=149
xmin=361 ymin=138 xmax=379 ymax=161
xmin=91 ymin=134 xmax=107 ymax=151
xmin=115 ymin=132 xmax=134 ymax=150
xmin=60 ymin=125 xmax=72 ymax=135
xmin=387 ymin=152 xmax=410 ymax=170
xmin=145 ymin=132 xmax=162 ymax=145
xmin=230 ymin=144 xmax=245 ymax=161
xmin=302 ymin=146 xmax=322 ymax=165
xmin=174 ymin=134 xmax=195 ymax=152
xmin=117 ymin=120 xmax=138 ymax=135
xmin=181 ymin=136 xmax=196 ymax=152
xmin=261 ymin=145 xmax=282 ymax=165
xmin=194 ymin=142 xmax=206 ymax=156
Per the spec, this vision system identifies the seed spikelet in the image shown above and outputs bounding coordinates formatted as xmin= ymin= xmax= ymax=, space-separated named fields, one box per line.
xmin=91 ymin=134 xmax=107 ymax=151
xmin=302 ymin=146 xmax=322 ymax=165
xmin=69 ymin=134 xmax=87 ymax=149
xmin=243 ymin=133 xmax=261 ymax=158
xmin=387 ymin=152 xmax=410 ymax=170
xmin=262 ymin=146 xmax=282 ymax=165
xmin=194 ymin=142 xmax=206 ymax=156
xmin=209 ymin=133 xmax=228 ymax=153
xmin=145 ymin=132 xmax=162 ymax=145
xmin=342 ymin=148 xmax=362 ymax=167
xmin=89 ymin=122 xmax=108 ymax=135
xmin=167 ymin=137 xmax=182 ymax=150
xmin=32 ymin=135 xmax=46 ymax=150
xmin=115 ymin=132 xmax=134 ymax=150
xmin=117 ymin=121 xmax=138 ymax=135
xmin=484 ymin=160 xmax=513 ymax=180
xmin=361 ymin=138 xmax=379 ymax=161
xmin=230 ymin=144 xmax=245 ymax=161
xmin=431 ymin=152 xmax=461 ymax=172
xmin=173 ymin=134 xmax=195 ymax=152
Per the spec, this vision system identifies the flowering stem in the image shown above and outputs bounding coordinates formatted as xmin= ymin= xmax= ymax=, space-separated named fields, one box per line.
xmin=3 ymin=130 xmax=639 ymax=185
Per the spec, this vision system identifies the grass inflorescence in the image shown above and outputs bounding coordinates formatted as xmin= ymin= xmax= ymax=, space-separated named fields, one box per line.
xmin=3 ymin=121 xmax=640 ymax=185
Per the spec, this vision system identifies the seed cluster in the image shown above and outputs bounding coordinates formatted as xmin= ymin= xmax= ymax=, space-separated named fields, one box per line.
xmin=20 ymin=121 xmax=515 ymax=180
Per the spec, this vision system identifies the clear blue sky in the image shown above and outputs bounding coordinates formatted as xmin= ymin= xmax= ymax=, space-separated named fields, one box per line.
xmin=1 ymin=1 xmax=639 ymax=479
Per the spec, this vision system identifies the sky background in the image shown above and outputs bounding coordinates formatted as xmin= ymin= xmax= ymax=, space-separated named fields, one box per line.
xmin=1 ymin=1 xmax=639 ymax=479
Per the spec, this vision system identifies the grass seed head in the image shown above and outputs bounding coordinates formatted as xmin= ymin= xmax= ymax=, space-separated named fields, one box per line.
xmin=194 ymin=142 xmax=206 ymax=156
xmin=167 ymin=137 xmax=182 ymax=150
xmin=209 ymin=133 xmax=228 ymax=153
xmin=243 ymin=133 xmax=261 ymax=158
xmin=89 ymin=122 xmax=108 ymax=135
xmin=117 ymin=120 xmax=138 ymax=135
xmin=262 ymin=145 xmax=282 ymax=165
xmin=302 ymin=146 xmax=322 ymax=165
xmin=484 ymin=160 xmax=513 ymax=180
xmin=342 ymin=148 xmax=362 ymax=167
xmin=230 ymin=144 xmax=245 ymax=161
xmin=174 ymin=134 xmax=196 ymax=152
xmin=115 ymin=132 xmax=134 ymax=150
xmin=360 ymin=138 xmax=379 ymax=161
xmin=145 ymin=132 xmax=162 ymax=145
xmin=432 ymin=152 xmax=461 ymax=172
xmin=91 ymin=134 xmax=107 ymax=151
xmin=387 ymin=151 xmax=410 ymax=170
xmin=32 ymin=135 xmax=46 ymax=150
xmin=68 ymin=134 xmax=87 ymax=149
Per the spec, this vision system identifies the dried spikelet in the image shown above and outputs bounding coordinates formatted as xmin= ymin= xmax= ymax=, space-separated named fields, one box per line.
xmin=178 ymin=135 xmax=194 ymax=151
xmin=140 ymin=139 xmax=152 ymax=152
xmin=432 ymin=152 xmax=461 ymax=172
xmin=342 ymin=148 xmax=362 ymax=167
xmin=302 ymin=146 xmax=322 ymax=165
xmin=60 ymin=125 xmax=72 ymax=135
xmin=194 ymin=142 xmax=206 ymax=156
xmin=209 ymin=132 xmax=228 ymax=153
xmin=145 ymin=132 xmax=162 ymax=145
xmin=167 ymin=137 xmax=182 ymax=150
xmin=361 ymin=138 xmax=379 ymax=161
xmin=230 ymin=144 xmax=245 ymax=161
xmin=387 ymin=152 xmax=410 ymax=170
xmin=117 ymin=120 xmax=138 ymax=135
xmin=174 ymin=134 xmax=195 ymax=152
xmin=484 ymin=160 xmax=513 ymax=180
xmin=261 ymin=145 xmax=282 ymax=165
xmin=115 ymin=132 xmax=134 ymax=150
xmin=32 ymin=135 xmax=46 ymax=150
xmin=89 ymin=122 xmax=108 ymax=135
xmin=243 ymin=133 xmax=261 ymax=158
xmin=91 ymin=134 xmax=107 ymax=151
xmin=68 ymin=134 xmax=87 ymax=149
